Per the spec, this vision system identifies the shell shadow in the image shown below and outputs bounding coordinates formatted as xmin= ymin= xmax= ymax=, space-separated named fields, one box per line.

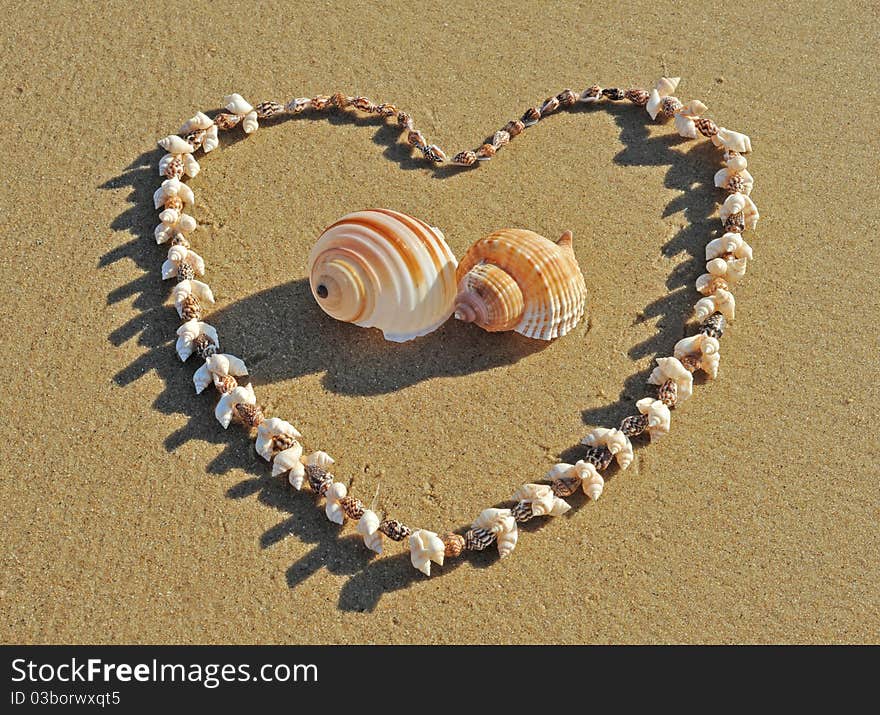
xmin=100 ymin=96 xmax=722 ymax=612
xmin=207 ymin=279 xmax=547 ymax=396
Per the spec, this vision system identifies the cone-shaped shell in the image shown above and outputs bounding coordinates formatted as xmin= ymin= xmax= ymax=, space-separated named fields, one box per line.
xmin=454 ymin=229 xmax=587 ymax=340
xmin=308 ymin=209 xmax=458 ymax=342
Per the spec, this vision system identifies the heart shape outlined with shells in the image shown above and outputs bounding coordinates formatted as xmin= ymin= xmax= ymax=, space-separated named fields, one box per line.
xmin=123 ymin=77 xmax=757 ymax=589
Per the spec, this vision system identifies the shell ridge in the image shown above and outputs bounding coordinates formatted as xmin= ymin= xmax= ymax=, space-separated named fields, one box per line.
xmin=371 ymin=209 xmax=456 ymax=338
xmin=455 ymin=228 xmax=587 ymax=340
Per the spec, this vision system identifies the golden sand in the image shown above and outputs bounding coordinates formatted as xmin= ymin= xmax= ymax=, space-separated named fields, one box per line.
xmin=1 ymin=0 xmax=877 ymax=643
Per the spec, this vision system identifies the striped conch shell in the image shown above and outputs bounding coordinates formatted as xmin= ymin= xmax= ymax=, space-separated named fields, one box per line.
xmin=648 ymin=357 xmax=693 ymax=403
xmin=453 ymin=229 xmax=587 ymax=340
xmin=511 ymin=483 xmax=571 ymax=516
xmin=674 ymin=334 xmax=721 ymax=379
xmin=720 ymin=192 xmax=759 ymax=230
xmin=581 ymin=427 xmax=634 ymax=470
xmin=308 ymin=209 xmax=458 ymax=342
xmin=473 ymin=507 xmax=518 ymax=558
xmin=694 ymin=287 xmax=735 ymax=322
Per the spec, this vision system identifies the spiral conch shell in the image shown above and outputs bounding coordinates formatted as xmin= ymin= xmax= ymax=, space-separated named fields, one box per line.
xmin=674 ymin=334 xmax=720 ymax=379
xmin=357 ymin=509 xmax=384 ymax=554
xmin=581 ymin=427 xmax=633 ymax=470
xmin=647 ymin=76 xmax=681 ymax=120
xmin=648 ymin=357 xmax=693 ymax=403
xmin=454 ymin=229 xmax=587 ymax=340
xmin=308 ymin=209 xmax=459 ymax=342
xmin=473 ymin=508 xmax=518 ymax=558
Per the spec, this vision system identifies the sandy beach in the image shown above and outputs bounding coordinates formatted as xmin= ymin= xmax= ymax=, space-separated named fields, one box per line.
xmin=1 ymin=0 xmax=877 ymax=643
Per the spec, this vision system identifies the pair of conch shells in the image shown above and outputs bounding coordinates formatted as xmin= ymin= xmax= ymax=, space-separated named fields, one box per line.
xmin=307 ymin=209 xmax=588 ymax=343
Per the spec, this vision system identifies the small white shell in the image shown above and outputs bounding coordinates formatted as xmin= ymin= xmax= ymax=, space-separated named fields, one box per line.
xmin=214 ymin=383 xmax=256 ymax=429
xmin=635 ymin=398 xmax=671 ymax=440
xmin=707 ymin=232 xmax=753 ymax=264
xmin=179 ymin=111 xmax=213 ymax=134
xmin=193 ymin=353 xmax=248 ymax=395
xmin=304 ymin=451 xmax=335 ymax=470
xmin=546 ymin=458 xmax=593 ymax=481
xmin=202 ymin=124 xmax=219 ymax=153
xmin=155 ymin=209 xmax=197 ymax=244
xmin=162 ymin=256 xmax=197 ymax=281
xmin=162 ymin=246 xmax=205 ymax=280
xmin=182 ymin=153 xmax=200 ymax=178
xmin=581 ymin=427 xmax=633 ymax=470
xmin=324 ymin=482 xmax=347 ymax=525
xmin=191 ymin=366 xmax=212 ymax=395
xmin=241 ymin=110 xmax=259 ymax=134
xmin=511 ymin=484 xmax=571 ymax=517
xmin=582 ymin=469 xmax=604 ymax=500
xmin=473 ymin=508 xmax=518 ymax=558
xmin=697 ymin=253 xmax=749 ymax=293
xmin=273 ymin=445 xmax=305 ymax=485
xmin=180 ymin=245 xmax=204 ymax=273
xmin=647 ymin=356 xmax=694 ymax=403
xmin=679 ymin=99 xmax=707 ymax=116
xmin=254 ymin=417 xmax=300 ymax=461
xmin=693 ymin=273 xmax=714 ymax=293
xmin=223 ymin=93 xmax=254 ymax=116
xmin=158 ymin=206 xmax=180 ymax=225
xmin=727 ymin=154 xmax=748 ymax=172
xmin=713 ymin=255 xmax=748 ymax=282
xmin=175 ymin=319 xmax=218 ymax=361
xmin=712 ymin=127 xmax=752 ymax=153
xmin=714 ymin=166 xmax=754 ymax=194
xmin=673 ymin=99 xmax=707 ymax=138
xmin=210 ymin=355 xmax=246 ymax=391
xmin=674 ymin=334 xmax=720 ymax=379
xmin=706 ymin=257 xmax=733 ymax=276
xmin=409 ymin=529 xmax=445 ymax=576
xmin=720 ymin=192 xmax=759 ymax=230
xmin=157 ymin=135 xmax=194 ymax=155
xmin=694 ymin=288 xmax=735 ymax=323
xmin=172 ymin=279 xmax=215 ymax=317
xmin=674 ymin=113 xmax=697 ymax=139
xmin=357 ymin=509 xmax=383 ymax=554
xmin=153 ymin=178 xmax=194 ymax=210
xmin=646 ymin=94 xmax=662 ymax=120
xmin=647 ymin=76 xmax=680 ymax=119
xmin=656 ymin=76 xmax=681 ymax=96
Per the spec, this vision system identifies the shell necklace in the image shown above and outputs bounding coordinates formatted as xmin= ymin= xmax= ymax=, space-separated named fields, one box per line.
xmin=153 ymin=78 xmax=757 ymax=576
